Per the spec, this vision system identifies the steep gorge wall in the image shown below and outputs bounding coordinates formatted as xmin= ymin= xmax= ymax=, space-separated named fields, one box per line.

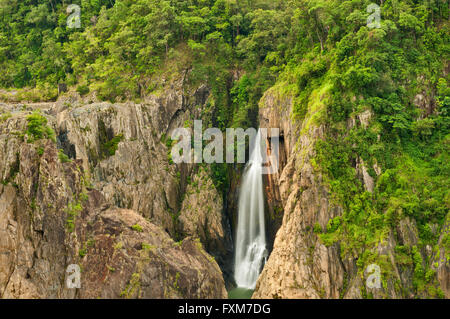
xmin=0 ymin=80 xmax=231 ymax=298
xmin=255 ymin=88 xmax=344 ymax=298
xmin=254 ymin=87 xmax=449 ymax=299
xmin=1 ymin=75 xmax=447 ymax=299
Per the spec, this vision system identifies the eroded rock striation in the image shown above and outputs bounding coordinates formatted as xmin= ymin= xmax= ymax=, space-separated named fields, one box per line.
xmin=254 ymin=87 xmax=449 ymax=299
xmin=0 ymin=82 xmax=228 ymax=299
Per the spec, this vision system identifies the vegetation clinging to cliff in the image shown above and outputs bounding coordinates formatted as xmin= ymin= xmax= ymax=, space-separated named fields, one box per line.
xmin=0 ymin=0 xmax=449 ymax=298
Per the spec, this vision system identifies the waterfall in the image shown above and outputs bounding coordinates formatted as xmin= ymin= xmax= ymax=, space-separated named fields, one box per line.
xmin=234 ymin=130 xmax=268 ymax=289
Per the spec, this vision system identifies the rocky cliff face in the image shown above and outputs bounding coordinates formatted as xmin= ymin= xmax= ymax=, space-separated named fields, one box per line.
xmin=254 ymin=87 xmax=449 ymax=299
xmin=179 ymin=167 xmax=232 ymax=271
xmin=254 ymin=88 xmax=344 ymax=298
xmin=1 ymin=75 xmax=447 ymax=299
xmin=0 ymin=80 xmax=229 ymax=298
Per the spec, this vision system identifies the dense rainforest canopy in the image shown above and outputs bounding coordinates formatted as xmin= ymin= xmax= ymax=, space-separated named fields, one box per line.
xmin=0 ymin=0 xmax=449 ymax=297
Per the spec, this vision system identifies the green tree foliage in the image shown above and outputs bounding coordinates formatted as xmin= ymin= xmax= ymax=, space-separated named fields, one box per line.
xmin=0 ymin=0 xmax=114 ymax=87
xmin=0 ymin=0 xmax=449 ymax=298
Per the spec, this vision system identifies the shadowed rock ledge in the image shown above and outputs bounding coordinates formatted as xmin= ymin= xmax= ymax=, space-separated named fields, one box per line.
xmin=0 ymin=83 xmax=229 ymax=299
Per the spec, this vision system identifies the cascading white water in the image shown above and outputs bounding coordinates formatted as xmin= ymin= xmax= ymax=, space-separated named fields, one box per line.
xmin=234 ymin=130 xmax=268 ymax=289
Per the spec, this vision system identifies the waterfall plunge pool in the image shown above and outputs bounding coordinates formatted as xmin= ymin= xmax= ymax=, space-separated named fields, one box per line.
xmin=227 ymin=287 xmax=254 ymax=299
